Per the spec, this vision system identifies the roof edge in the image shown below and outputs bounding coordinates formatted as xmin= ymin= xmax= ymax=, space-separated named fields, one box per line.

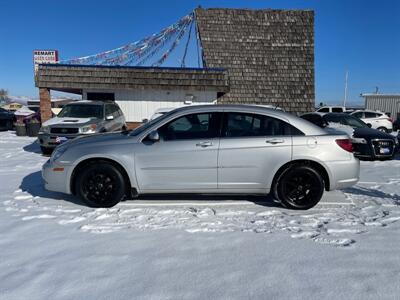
xmin=39 ymin=63 xmax=226 ymax=72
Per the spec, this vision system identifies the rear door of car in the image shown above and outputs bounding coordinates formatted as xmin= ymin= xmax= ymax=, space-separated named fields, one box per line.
xmin=217 ymin=111 xmax=292 ymax=191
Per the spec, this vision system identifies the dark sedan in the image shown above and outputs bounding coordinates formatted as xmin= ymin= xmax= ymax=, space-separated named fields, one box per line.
xmin=301 ymin=113 xmax=399 ymax=160
xmin=0 ymin=107 xmax=15 ymax=130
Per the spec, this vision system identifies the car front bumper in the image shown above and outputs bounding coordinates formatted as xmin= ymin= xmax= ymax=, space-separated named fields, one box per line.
xmin=38 ymin=132 xmax=83 ymax=149
xmin=42 ymin=159 xmax=72 ymax=194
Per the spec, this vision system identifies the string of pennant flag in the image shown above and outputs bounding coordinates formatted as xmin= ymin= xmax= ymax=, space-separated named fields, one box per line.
xmin=60 ymin=12 xmax=196 ymax=67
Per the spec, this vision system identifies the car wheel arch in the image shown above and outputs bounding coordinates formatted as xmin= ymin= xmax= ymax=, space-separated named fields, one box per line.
xmin=271 ymin=159 xmax=331 ymax=194
xmin=70 ymin=157 xmax=133 ymax=197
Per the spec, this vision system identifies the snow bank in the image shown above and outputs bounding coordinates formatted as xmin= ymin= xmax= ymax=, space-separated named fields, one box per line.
xmin=1 ymin=131 xmax=400 ymax=299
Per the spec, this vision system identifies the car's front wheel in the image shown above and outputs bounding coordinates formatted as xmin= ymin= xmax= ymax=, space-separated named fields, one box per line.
xmin=274 ymin=164 xmax=324 ymax=210
xmin=75 ymin=162 xmax=126 ymax=207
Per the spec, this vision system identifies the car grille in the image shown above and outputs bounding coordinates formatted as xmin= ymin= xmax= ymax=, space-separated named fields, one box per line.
xmin=50 ymin=127 xmax=79 ymax=134
xmin=372 ymin=140 xmax=394 ymax=156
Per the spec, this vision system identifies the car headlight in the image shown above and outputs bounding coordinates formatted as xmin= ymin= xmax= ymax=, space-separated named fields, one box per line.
xmin=80 ymin=124 xmax=97 ymax=134
xmin=39 ymin=125 xmax=50 ymax=134
xmin=51 ymin=145 xmax=68 ymax=162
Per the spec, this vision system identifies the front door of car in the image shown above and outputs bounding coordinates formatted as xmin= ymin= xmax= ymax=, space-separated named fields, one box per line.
xmin=134 ymin=112 xmax=221 ymax=191
xmin=218 ymin=112 xmax=293 ymax=191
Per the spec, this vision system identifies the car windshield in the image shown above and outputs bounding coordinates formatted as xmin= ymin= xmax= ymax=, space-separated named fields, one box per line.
xmin=343 ymin=115 xmax=368 ymax=128
xmin=130 ymin=109 xmax=177 ymax=136
xmin=58 ymin=104 xmax=103 ymax=119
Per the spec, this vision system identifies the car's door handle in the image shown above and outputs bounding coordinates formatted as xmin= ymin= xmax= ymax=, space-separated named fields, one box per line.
xmin=265 ymin=138 xmax=285 ymax=144
xmin=196 ymin=141 xmax=213 ymax=147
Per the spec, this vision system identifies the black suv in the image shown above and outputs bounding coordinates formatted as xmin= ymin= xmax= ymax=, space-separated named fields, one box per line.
xmin=301 ymin=113 xmax=399 ymax=160
xmin=0 ymin=107 xmax=15 ymax=130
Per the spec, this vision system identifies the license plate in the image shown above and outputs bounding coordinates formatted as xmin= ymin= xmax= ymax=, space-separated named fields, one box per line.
xmin=56 ymin=136 xmax=68 ymax=144
xmin=380 ymin=147 xmax=390 ymax=154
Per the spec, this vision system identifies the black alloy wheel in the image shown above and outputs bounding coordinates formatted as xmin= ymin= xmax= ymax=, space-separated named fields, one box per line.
xmin=275 ymin=165 xmax=324 ymax=210
xmin=76 ymin=162 xmax=126 ymax=207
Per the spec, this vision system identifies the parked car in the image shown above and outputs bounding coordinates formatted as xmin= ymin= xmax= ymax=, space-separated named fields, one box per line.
xmin=315 ymin=106 xmax=346 ymax=113
xmin=43 ymin=105 xmax=360 ymax=209
xmin=149 ymin=107 xmax=176 ymax=121
xmin=38 ymin=101 xmax=126 ymax=154
xmin=393 ymin=117 xmax=400 ymax=132
xmin=0 ymin=107 xmax=15 ymax=130
xmin=301 ymin=113 xmax=399 ymax=160
xmin=350 ymin=110 xmax=393 ymax=133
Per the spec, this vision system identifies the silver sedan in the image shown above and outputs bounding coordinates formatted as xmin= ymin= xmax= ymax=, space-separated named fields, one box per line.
xmin=42 ymin=105 xmax=360 ymax=209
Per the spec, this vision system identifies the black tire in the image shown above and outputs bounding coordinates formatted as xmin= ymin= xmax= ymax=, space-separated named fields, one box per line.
xmin=377 ymin=127 xmax=388 ymax=133
xmin=41 ymin=146 xmax=53 ymax=155
xmin=75 ymin=162 xmax=126 ymax=208
xmin=273 ymin=165 xmax=324 ymax=210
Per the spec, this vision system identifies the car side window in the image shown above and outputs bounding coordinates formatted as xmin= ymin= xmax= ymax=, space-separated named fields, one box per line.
xmin=111 ymin=105 xmax=120 ymax=117
xmin=105 ymin=105 xmax=113 ymax=117
xmin=223 ymin=112 xmax=302 ymax=137
xmin=353 ymin=112 xmax=364 ymax=118
xmin=364 ymin=112 xmax=377 ymax=118
xmin=158 ymin=112 xmax=220 ymax=141
xmin=318 ymin=108 xmax=329 ymax=112
xmin=332 ymin=107 xmax=343 ymax=113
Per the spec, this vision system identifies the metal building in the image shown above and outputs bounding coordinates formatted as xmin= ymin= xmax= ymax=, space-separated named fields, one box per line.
xmin=362 ymin=94 xmax=400 ymax=119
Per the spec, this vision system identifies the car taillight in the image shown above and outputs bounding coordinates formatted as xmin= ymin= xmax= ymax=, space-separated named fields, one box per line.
xmin=336 ymin=139 xmax=353 ymax=153
xmin=388 ymin=117 xmax=394 ymax=123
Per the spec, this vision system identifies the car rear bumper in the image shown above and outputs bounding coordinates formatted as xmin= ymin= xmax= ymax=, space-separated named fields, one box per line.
xmin=326 ymin=157 xmax=360 ymax=190
xmin=42 ymin=159 xmax=71 ymax=194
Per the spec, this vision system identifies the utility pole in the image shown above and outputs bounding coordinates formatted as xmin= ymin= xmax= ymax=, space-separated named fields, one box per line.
xmin=343 ymin=71 xmax=348 ymax=107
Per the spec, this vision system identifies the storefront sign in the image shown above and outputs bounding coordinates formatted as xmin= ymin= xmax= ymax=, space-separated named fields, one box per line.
xmin=33 ymin=50 xmax=59 ymax=74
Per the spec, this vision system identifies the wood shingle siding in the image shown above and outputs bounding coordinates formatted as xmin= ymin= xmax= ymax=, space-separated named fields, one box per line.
xmin=36 ymin=65 xmax=230 ymax=93
xmin=195 ymin=8 xmax=314 ymax=113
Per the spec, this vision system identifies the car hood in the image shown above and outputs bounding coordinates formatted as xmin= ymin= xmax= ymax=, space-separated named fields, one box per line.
xmin=64 ymin=131 xmax=135 ymax=148
xmin=353 ymin=127 xmax=395 ymax=139
xmin=43 ymin=117 xmax=100 ymax=127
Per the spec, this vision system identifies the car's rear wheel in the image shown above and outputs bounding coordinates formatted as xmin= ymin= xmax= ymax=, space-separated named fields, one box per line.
xmin=274 ymin=165 xmax=324 ymax=210
xmin=75 ymin=162 xmax=125 ymax=208
xmin=377 ymin=127 xmax=388 ymax=133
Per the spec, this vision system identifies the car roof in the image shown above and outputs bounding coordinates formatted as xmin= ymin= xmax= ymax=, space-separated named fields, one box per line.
xmin=352 ymin=109 xmax=383 ymax=114
xmin=66 ymin=100 xmax=110 ymax=106
xmin=164 ymin=104 xmax=327 ymax=136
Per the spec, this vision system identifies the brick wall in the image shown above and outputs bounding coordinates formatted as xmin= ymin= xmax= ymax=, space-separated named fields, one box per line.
xmin=195 ymin=8 xmax=315 ymax=114
xmin=39 ymin=88 xmax=52 ymax=123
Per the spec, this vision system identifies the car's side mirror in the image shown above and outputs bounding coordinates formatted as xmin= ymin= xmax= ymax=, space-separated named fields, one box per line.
xmin=367 ymin=123 xmax=372 ymax=128
xmin=106 ymin=115 xmax=114 ymax=121
xmin=142 ymin=118 xmax=149 ymax=123
xmin=147 ymin=130 xmax=160 ymax=142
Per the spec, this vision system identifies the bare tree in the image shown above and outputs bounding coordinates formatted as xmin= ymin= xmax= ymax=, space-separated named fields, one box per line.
xmin=0 ymin=89 xmax=8 ymax=101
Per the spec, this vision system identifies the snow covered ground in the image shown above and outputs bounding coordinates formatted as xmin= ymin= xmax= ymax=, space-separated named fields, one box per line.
xmin=1 ymin=131 xmax=400 ymax=299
